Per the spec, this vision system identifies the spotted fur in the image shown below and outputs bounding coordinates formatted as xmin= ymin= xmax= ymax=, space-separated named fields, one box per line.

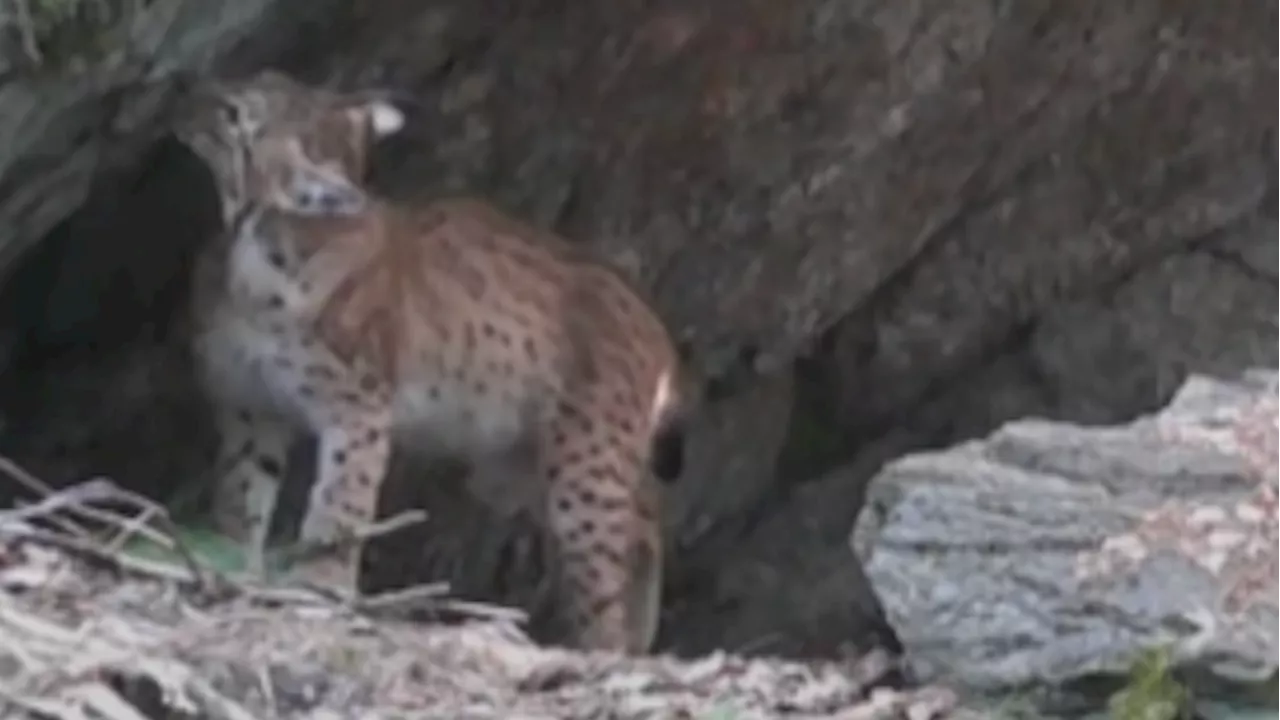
xmin=172 ymin=70 xmax=686 ymax=654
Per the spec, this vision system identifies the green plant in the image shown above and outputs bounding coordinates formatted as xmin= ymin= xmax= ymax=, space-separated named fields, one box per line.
xmin=1107 ymin=647 xmax=1192 ymax=720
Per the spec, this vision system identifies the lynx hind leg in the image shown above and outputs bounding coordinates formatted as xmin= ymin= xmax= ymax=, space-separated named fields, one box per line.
xmin=210 ymin=408 xmax=293 ymax=577
xmin=540 ymin=405 xmax=664 ymax=654
xmin=628 ymin=472 xmax=663 ymax=650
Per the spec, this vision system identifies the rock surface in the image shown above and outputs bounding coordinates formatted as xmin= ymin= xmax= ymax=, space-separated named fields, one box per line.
xmin=805 ymin=0 xmax=1272 ymax=438
xmin=0 ymin=0 xmax=334 ymax=285
xmin=0 ymin=0 xmax=1272 ymax=658
xmin=853 ymin=370 xmax=1279 ymax=710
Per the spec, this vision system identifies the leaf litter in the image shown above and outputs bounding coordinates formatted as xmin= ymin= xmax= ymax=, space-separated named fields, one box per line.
xmin=0 ymin=461 xmax=970 ymax=720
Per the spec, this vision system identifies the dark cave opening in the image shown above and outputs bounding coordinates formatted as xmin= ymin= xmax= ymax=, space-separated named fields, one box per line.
xmin=0 ymin=137 xmax=220 ymax=507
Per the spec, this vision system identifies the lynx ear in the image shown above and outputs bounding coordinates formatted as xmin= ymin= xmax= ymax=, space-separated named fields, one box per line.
xmin=367 ymin=99 xmax=405 ymax=137
xmin=346 ymin=96 xmax=405 ymax=138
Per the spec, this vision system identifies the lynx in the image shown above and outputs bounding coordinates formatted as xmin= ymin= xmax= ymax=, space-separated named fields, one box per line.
xmin=172 ymin=71 xmax=687 ymax=653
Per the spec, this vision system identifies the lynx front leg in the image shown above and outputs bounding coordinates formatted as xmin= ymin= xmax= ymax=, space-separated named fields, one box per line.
xmin=209 ymin=407 xmax=294 ymax=578
xmin=293 ymin=404 xmax=393 ymax=598
xmin=541 ymin=434 xmax=664 ymax=654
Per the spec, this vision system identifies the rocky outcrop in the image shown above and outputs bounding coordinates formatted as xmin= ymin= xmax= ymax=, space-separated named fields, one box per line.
xmin=0 ymin=0 xmax=334 ymax=285
xmin=0 ymin=0 xmax=1272 ymax=658
xmin=853 ymin=370 xmax=1278 ymax=714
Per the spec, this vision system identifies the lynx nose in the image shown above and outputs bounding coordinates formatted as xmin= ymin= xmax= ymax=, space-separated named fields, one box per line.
xmin=293 ymin=172 xmax=366 ymax=215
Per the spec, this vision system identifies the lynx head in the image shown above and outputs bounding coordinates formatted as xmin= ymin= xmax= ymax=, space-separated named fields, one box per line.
xmin=174 ymin=69 xmax=405 ymax=222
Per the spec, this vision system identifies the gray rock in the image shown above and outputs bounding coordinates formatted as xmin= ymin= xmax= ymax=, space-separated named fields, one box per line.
xmin=0 ymin=0 xmax=333 ymax=282
xmin=852 ymin=371 xmax=1278 ymax=703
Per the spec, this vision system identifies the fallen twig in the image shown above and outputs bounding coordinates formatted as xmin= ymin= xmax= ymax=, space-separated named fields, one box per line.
xmin=270 ymin=507 xmax=428 ymax=569
xmin=84 ymin=477 xmax=216 ymax=592
xmin=0 ymin=459 xmax=211 ymax=590
xmin=1 ymin=521 xmax=203 ymax=586
xmin=0 ymin=477 xmax=120 ymax=525
xmin=0 ymin=472 xmax=217 ymax=594
xmin=350 ymin=580 xmax=450 ymax=612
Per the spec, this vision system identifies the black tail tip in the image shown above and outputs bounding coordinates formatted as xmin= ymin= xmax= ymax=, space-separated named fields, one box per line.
xmin=650 ymin=420 xmax=685 ymax=483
